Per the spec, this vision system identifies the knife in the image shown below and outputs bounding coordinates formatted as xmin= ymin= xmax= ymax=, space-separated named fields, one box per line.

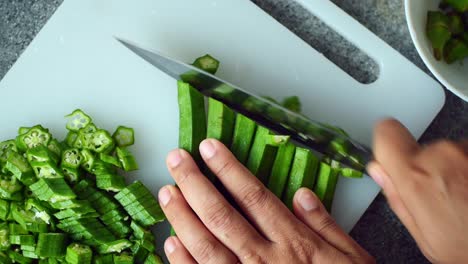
xmin=116 ymin=37 xmax=372 ymax=170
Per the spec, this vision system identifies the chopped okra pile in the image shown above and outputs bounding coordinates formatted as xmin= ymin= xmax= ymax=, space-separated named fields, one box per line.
xmin=0 ymin=110 xmax=165 ymax=263
xmin=426 ymin=0 xmax=468 ymax=63
xmin=176 ymin=54 xmax=364 ymax=222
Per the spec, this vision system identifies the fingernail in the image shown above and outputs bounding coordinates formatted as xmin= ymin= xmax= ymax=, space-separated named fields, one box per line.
xmin=299 ymin=190 xmax=319 ymax=212
xmin=200 ymin=140 xmax=216 ymax=159
xmin=368 ymin=165 xmax=385 ymax=188
xmin=158 ymin=187 xmax=171 ymax=207
xmin=167 ymin=150 xmax=183 ymax=168
xmin=165 ymin=237 xmax=177 ymax=254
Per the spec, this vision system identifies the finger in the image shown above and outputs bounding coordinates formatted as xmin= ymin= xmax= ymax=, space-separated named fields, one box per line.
xmin=367 ymin=162 xmax=429 ymax=251
xmin=199 ymin=139 xmax=301 ymax=239
xmin=417 ymin=140 xmax=468 ymax=173
xmin=292 ymin=188 xmax=372 ymax=262
xmin=166 ymin=149 xmax=267 ymax=259
xmin=164 ymin=236 xmax=197 ymax=264
xmin=373 ymin=119 xmax=420 ymax=189
xmin=159 ymin=185 xmax=237 ymax=264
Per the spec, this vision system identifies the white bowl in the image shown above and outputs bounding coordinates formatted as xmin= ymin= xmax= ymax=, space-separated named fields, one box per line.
xmin=405 ymin=0 xmax=468 ymax=102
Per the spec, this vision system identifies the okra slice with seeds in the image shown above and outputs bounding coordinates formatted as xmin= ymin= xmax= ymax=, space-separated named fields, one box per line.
xmin=16 ymin=125 xmax=52 ymax=152
xmin=112 ymin=126 xmax=135 ymax=147
xmin=65 ymin=109 xmax=92 ymax=132
xmin=62 ymin=148 xmax=83 ymax=169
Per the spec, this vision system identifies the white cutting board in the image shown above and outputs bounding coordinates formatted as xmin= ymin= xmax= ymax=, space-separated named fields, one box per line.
xmin=0 ymin=0 xmax=444 ymax=253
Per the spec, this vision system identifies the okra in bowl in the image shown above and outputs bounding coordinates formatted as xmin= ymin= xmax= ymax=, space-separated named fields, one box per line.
xmin=405 ymin=0 xmax=468 ymax=102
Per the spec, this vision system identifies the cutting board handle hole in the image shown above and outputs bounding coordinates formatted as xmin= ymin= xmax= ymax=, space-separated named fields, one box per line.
xmin=253 ymin=0 xmax=380 ymax=84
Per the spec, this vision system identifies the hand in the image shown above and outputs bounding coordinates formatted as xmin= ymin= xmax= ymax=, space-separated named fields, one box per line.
xmin=159 ymin=139 xmax=374 ymax=264
xmin=367 ymin=119 xmax=468 ymax=264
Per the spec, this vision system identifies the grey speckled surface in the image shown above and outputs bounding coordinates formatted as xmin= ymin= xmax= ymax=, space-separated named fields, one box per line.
xmin=1 ymin=0 xmax=467 ymax=263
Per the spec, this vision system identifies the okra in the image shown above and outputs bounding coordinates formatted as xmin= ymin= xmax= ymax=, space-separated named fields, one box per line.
xmin=65 ymin=109 xmax=92 ymax=132
xmin=112 ymin=126 xmax=135 ymax=147
xmin=116 ymin=147 xmax=138 ymax=172
xmin=178 ymin=81 xmax=207 ymax=165
xmin=35 ymin=233 xmax=68 ymax=257
xmin=207 ymin=98 xmax=236 ymax=146
xmin=267 ymin=142 xmax=295 ymax=198
xmin=16 ymin=125 xmax=52 ymax=152
xmin=65 ymin=243 xmax=92 ymax=264
xmin=230 ymin=114 xmax=257 ymax=164
xmin=30 ymin=178 xmax=76 ymax=203
xmin=246 ymin=126 xmax=289 ymax=184
xmin=97 ymin=239 xmax=132 ymax=254
xmin=0 ymin=199 xmax=10 ymax=220
xmin=282 ymin=147 xmax=319 ymax=209
xmin=5 ymin=152 xmax=36 ymax=186
xmin=192 ymin=54 xmax=220 ymax=74
xmin=314 ymin=162 xmax=340 ymax=211
xmin=144 ymin=253 xmax=164 ymax=264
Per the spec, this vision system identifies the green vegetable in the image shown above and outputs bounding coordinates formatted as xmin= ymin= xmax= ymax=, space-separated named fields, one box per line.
xmin=47 ymin=139 xmax=63 ymax=159
xmin=0 ymin=140 xmax=17 ymax=164
xmin=0 ymin=223 xmax=10 ymax=250
xmin=62 ymin=148 xmax=83 ymax=169
xmin=80 ymin=149 xmax=95 ymax=172
xmin=65 ymin=133 xmax=78 ymax=149
xmin=5 ymin=152 xmax=35 ymax=186
xmin=144 ymin=253 xmax=164 ymax=264
xmin=30 ymin=178 xmax=76 ymax=202
xmin=444 ymin=0 xmax=468 ymax=12
xmin=0 ymin=199 xmax=10 ymax=220
xmin=35 ymin=233 xmax=67 ymax=257
xmin=112 ymin=126 xmax=135 ymax=147
xmin=115 ymin=181 xmax=164 ymax=227
xmin=88 ymin=130 xmax=114 ymax=153
xmin=192 ymin=54 xmax=220 ymax=74
xmin=177 ymin=81 xmax=207 ymax=165
xmin=30 ymin=160 xmax=64 ymax=179
xmin=282 ymin=147 xmax=319 ymax=210
xmin=113 ymin=252 xmax=134 ymax=264
xmin=66 ymin=109 xmax=92 ymax=132
xmin=444 ymin=38 xmax=468 ymax=63
xmin=9 ymin=235 xmax=35 ymax=246
xmin=246 ymin=126 xmax=289 ymax=184
xmin=230 ymin=114 xmax=257 ymax=164
xmin=95 ymin=173 xmax=126 ymax=192
xmin=282 ymin=96 xmax=301 ymax=113
xmin=448 ymin=14 xmax=464 ymax=35
xmin=96 ymin=239 xmax=132 ymax=254
xmin=99 ymin=153 xmax=121 ymax=168
xmin=340 ymin=167 xmax=364 ymax=178
xmin=15 ymin=125 xmax=52 ymax=152
xmin=65 ymin=243 xmax=92 ymax=264
xmin=26 ymin=145 xmax=58 ymax=164
xmin=93 ymin=254 xmax=113 ymax=264
xmin=427 ymin=11 xmax=452 ymax=60
xmin=0 ymin=252 xmax=11 ymax=264
xmin=267 ymin=142 xmax=295 ymax=198
xmin=116 ymin=147 xmax=138 ymax=172
xmin=207 ymin=98 xmax=236 ymax=146
xmin=0 ymin=179 xmax=23 ymax=201
xmin=313 ymin=162 xmax=340 ymax=211
xmin=8 ymin=250 xmax=32 ymax=263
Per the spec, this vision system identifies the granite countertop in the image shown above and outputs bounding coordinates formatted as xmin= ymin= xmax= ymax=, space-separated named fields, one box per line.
xmin=1 ymin=0 xmax=467 ymax=263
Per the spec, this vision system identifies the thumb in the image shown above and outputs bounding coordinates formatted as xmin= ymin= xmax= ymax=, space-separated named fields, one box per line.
xmin=293 ymin=188 xmax=373 ymax=262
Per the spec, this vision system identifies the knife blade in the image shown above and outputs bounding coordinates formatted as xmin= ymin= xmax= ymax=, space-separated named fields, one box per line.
xmin=116 ymin=37 xmax=372 ymax=170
